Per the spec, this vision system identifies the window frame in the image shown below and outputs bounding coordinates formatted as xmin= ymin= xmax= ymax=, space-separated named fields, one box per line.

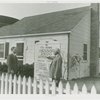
xmin=83 ymin=44 xmax=87 ymax=61
xmin=99 ymin=48 xmax=100 ymax=58
xmin=0 ymin=42 xmax=5 ymax=59
xmin=16 ymin=42 xmax=24 ymax=64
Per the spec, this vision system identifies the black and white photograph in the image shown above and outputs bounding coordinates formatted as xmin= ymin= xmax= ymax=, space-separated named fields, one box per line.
xmin=0 ymin=2 xmax=99 ymax=96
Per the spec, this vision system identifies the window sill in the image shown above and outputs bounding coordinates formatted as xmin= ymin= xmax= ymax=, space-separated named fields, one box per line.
xmin=0 ymin=58 xmax=5 ymax=60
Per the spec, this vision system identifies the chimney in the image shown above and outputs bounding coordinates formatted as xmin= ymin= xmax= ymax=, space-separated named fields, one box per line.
xmin=90 ymin=3 xmax=99 ymax=76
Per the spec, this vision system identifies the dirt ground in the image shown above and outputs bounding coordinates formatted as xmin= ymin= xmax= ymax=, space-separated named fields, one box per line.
xmin=62 ymin=77 xmax=100 ymax=94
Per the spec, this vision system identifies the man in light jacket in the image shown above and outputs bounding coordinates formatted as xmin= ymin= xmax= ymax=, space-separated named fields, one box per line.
xmin=47 ymin=48 xmax=62 ymax=87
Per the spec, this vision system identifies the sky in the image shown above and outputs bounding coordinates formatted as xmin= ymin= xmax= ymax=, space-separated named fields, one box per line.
xmin=0 ymin=3 xmax=90 ymax=19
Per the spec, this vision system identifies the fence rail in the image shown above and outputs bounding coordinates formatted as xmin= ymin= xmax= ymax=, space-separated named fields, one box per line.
xmin=0 ymin=73 xmax=97 ymax=94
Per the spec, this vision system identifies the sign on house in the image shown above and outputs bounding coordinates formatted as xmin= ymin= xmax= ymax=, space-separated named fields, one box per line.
xmin=34 ymin=39 xmax=60 ymax=80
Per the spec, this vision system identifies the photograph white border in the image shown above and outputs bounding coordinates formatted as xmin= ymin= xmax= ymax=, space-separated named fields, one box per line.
xmin=0 ymin=0 xmax=99 ymax=100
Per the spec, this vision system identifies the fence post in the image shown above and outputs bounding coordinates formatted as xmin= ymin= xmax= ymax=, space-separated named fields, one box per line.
xmin=39 ymin=79 xmax=43 ymax=94
xmin=33 ymin=78 xmax=37 ymax=94
xmin=18 ymin=75 xmax=21 ymax=94
xmin=52 ymin=80 xmax=56 ymax=95
xmin=5 ymin=73 xmax=8 ymax=94
xmin=91 ymin=85 xmax=97 ymax=94
xmin=22 ymin=76 xmax=26 ymax=94
xmin=45 ymin=80 xmax=49 ymax=94
xmin=13 ymin=75 xmax=17 ymax=94
xmin=81 ymin=84 xmax=87 ymax=94
xmin=27 ymin=77 xmax=32 ymax=94
xmin=58 ymin=81 xmax=63 ymax=94
xmin=8 ymin=74 xmax=12 ymax=94
xmin=65 ymin=82 xmax=71 ymax=94
xmin=1 ymin=73 xmax=4 ymax=94
xmin=71 ymin=83 xmax=79 ymax=94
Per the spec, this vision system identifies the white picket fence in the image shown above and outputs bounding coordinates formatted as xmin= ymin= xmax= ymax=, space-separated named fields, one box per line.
xmin=0 ymin=73 xmax=97 ymax=94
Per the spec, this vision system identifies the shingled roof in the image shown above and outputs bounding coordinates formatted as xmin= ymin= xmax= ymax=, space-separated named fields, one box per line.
xmin=0 ymin=6 xmax=90 ymax=37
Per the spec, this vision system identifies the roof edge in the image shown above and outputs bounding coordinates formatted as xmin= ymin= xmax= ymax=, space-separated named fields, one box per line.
xmin=0 ymin=31 xmax=71 ymax=39
xmin=22 ymin=6 xmax=90 ymax=20
xmin=0 ymin=15 xmax=19 ymax=21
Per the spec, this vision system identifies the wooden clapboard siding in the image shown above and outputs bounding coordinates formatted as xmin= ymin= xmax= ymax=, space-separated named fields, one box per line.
xmin=69 ymin=10 xmax=91 ymax=79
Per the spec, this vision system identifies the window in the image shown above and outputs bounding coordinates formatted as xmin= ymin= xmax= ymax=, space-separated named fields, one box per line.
xmin=0 ymin=43 xmax=5 ymax=58
xmin=5 ymin=42 xmax=9 ymax=59
xmin=83 ymin=44 xmax=87 ymax=60
xmin=16 ymin=42 xmax=24 ymax=65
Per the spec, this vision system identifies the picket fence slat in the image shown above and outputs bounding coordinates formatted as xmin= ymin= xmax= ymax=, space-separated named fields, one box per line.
xmin=91 ymin=85 xmax=97 ymax=94
xmin=13 ymin=75 xmax=17 ymax=94
xmin=28 ymin=77 xmax=32 ymax=94
xmin=71 ymin=83 xmax=79 ymax=94
xmin=8 ymin=74 xmax=12 ymax=94
xmin=18 ymin=75 xmax=21 ymax=94
xmin=33 ymin=78 xmax=37 ymax=94
xmin=5 ymin=73 xmax=8 ymax=94
xmin=0 ymin=73 xmax=97 ymax=94
xmin=52 ymin=80 xmax=56 ymax=95
xmin=23 ymin=76 xmax=26 ymax=94
xmin=65 ymin=82 xmax=71 ymax=94
xmin=45 ymin=80 xmax=49 ymax=94
xmin=81 ymin=84 xmax=87 ymax=94
xmin=58 ymin=81 xmax=63 ymax=94
xmin=39 ymin=79 xmax=43 ymax=94
xmin=1 ymin=73 xmax=4 ymax=94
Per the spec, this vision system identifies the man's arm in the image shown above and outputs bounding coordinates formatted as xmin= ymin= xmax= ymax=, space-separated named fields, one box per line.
xmin=46 ymin=56 xmax=55 ymax=60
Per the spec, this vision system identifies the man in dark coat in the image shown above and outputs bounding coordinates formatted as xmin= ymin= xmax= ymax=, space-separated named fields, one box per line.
xmin=7 ymin=47 xmax=18 ymax=74
xmin=47 ymin=48 xmax=62 ymax=86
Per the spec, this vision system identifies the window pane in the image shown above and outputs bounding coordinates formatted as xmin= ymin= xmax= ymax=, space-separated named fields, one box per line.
xmin=83 ymin=44 xmax=87 ymax=60
xmin=0 ymin=43 xmax=4 ymax=58
xmin=0 ymin=52 xmax=3 ymax=58
xmin=5 ymin=42 xmax=9 ymax=59
xmin=16 ymin=43 xmax=24 ymax=56
xmin=18 ymin=60 xmax=23 ymax=66
xmin=99 ymin=48 xmax=100 ymax=58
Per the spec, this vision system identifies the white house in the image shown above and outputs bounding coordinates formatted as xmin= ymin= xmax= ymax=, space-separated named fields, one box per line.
xmin=0 ymin=6 xmax=93 ymax=80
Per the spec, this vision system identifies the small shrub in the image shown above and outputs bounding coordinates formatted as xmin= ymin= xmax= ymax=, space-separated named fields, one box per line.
xmin=0 ymin=63 xmax=8 ymax=73
xmin=18 ymin=63 xmax=34 ymax=77
xmin=0 ymin=62 xmax=34 ymax=78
